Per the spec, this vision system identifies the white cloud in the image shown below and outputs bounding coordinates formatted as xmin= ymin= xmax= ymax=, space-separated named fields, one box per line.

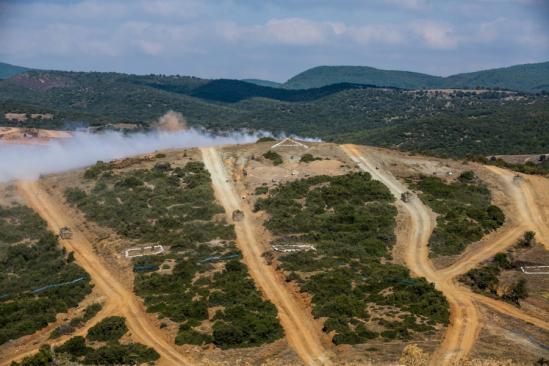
xmin=406 ymin=20 xmax=459 ymax=49
xmin=139 ymin=0 xmax=206 ymax=19
xmin=383 ymin=0 xmax=431 ymax=10
xmin=262 ymin=18 xmax=334 ymax=45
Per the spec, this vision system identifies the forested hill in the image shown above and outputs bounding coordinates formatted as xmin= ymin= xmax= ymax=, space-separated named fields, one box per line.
xmin=281 ymin=62 xmax=549 ymax=92
xmin=241 ymin=79 xmax=281 ymax=88
xmin=1 ymin=70 xmax=548 ymax=158
xmin=0 ymin=62 xmax=34 ymax=81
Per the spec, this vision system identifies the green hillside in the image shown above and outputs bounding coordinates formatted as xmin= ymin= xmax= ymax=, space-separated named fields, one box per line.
xmin=281 ymin=62 xmax=549 ymax=92
xmin=241 ymin=79 xmax=281 ymax=88
xmin=1 ymin=69 xmax=548 ymax=158
xmin=0 ymin=62 xmax=33 ymax=81
xmin=282 ymin=66 xmax=441 ymax=90
xmin=334 ymin=96 xmax=549 ymax=157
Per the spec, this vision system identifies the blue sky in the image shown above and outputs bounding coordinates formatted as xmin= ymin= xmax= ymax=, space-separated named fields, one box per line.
xmin=0 ymin=0 xmax=548 ymax=81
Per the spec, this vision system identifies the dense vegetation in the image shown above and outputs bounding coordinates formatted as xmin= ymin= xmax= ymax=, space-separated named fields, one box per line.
xmin=281 ymin=63 xmax=549 ymax=92
xmin=2 ymin=69 xmax=548 ymax=157
xmin=65 ymin=160 xmax=284 ymax=349
xmin=49 ymin=303 xmax=102 ymax=339
xmin=241 ymin=79 xmax=281 ymax=88
xmin=409 ymin=172 xmax=505 ymax=256
xmin=0 ymin=205 xmax=92 ymax=346
xmin=13 ymin=317 xmax=160 ymax=366
xmin=254 ymin=173 xmax=449 ymax=345
xmin=352 ymin=96 xmax=549 ymax=157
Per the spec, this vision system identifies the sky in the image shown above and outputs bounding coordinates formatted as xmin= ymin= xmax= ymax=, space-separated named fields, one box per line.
xmin=0 ymin=0 xmax=548 ymax=82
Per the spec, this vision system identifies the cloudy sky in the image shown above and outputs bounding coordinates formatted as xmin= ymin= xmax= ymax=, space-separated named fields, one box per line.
xmin=0 ymin=0 xmax=548 ymax=82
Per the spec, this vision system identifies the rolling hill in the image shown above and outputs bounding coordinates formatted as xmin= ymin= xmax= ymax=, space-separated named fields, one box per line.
xmin=1 ymin=69 xmax=548 ymax=157
xmin=0 ymin=62 xmax=34 ymax=81
xmin=281 ymin=62 xmax=549 ymax=92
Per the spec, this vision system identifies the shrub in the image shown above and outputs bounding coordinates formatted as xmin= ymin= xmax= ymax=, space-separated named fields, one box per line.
xmin=494 ymin=253 xmax=510 ymax=269
xmin=263 ymin=151 xmax=283 ymax=165
xmin=175 ymin=329 xmax=213 ymax=346
xmin=503 ymin=279 xmax=528 ymax=305
xmin=86 ymin=316 xmax=128 ymax=342
xmin=300 ymin=154 xmax=322 ymax=163
xmin=465 ymin=266 xmax=500 ymax=291
xmin=155 ymin=153 xmax=167 ymax=158
xmin=255 ymin=186 xmax=269 ymax=195
xmin=55 ymin=336 xmax=89 ymax=357
xmin=256 ymin=137 xmax=276 ymax=143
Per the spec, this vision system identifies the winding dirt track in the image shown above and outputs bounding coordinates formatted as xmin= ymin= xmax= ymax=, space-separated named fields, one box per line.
xmin=340 ymin=144 xmax=482 ymax=364
xmin=2 ymin=181 xmax=191 ymax=366
xmin=341 ymin=144 xmax=549 ymax=364
xmin=201 ymin=147 xmax=332 ymax=366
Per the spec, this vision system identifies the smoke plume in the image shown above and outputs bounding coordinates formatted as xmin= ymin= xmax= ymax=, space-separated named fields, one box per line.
xmin=0 ymin=111 xmax=322 ymax=183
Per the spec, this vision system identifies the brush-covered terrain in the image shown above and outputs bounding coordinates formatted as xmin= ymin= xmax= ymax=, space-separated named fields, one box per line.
xmin=254 ymin=172 xmax=450 ymax=345
xmin=1 ymin=68 xmax=548 ymax=158
xmin=0 ymin=204 xmax=93 ymax=346
xmin=62 ymin=159 xmax=285 ymax=350
xmin=2 ymin=140 xmax=549 ymax=366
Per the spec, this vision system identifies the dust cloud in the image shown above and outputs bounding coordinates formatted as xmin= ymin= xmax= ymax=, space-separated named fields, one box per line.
xmin=156 ymin=110 xmax=189 ymax=132
xmin=0 ymin=111 xmax=322 ymax=183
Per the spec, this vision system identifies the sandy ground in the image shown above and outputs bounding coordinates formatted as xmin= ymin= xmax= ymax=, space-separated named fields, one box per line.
xmin=201 ymin=147 xmax=333 ymax=366
xmin=0 ymin=127 xmax=72 ymax=146
xmin=1 ymin=181 xmax=192 ymax=366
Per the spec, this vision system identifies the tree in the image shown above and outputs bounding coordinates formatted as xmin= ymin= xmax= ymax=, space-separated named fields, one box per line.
xmin=524 ymin=231 xmax=536 ymax=246
xmin=504 ymin=279 xmax=528 ymax=305
xmin=493 ymin=253 xmax=510 ymax=269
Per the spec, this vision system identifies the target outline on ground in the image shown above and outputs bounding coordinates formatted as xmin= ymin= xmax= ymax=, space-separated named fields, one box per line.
xmin=125 ymin=245 xmax=164 ymax=258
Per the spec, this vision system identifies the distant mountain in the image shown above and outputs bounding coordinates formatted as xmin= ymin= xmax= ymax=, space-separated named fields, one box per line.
xmin=241 ymin=79 xmax=281 ymax=88
xmin=281 ymin=62 xmax=549 ymax=92
xmin=0 ymin=62 xmax=34 ymax=81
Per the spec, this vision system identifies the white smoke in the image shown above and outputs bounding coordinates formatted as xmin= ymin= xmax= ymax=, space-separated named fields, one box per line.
xmin=0 ymin=112 xmax=322 ymax=183
xmin=0 ymin=128 xmax=259 ymax=183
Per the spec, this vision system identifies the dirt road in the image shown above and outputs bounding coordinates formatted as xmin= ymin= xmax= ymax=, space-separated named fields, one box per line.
xmin=201 ymin=147 xmax=333 ymax=366
xmin=340 ymin=144 xmax=549 ymax=363
xmin=340 ymin=144 xmax=481 ymax=364
xmin=2 ymin=181 xmax=191 ymax=366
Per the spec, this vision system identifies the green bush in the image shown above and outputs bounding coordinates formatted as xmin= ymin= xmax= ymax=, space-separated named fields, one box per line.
xmin=465 ymin=266 xmax=500 ymax=291
xmin=86 ymin=316 xmax=128 ymax=342
xmin=255 ymin=186 xmax=269 ymax=195
xmin=55 ymin=336 xmax=89 ymax=357
xmin=155 ymin=153 xmax=167 ymax=158
xmin=256 ymin=137 xmax=276 ymax=143
xmin=494 ymin=253 xmax=510 ymax=268
xmin=263 ymin=150 xmax=283 ymax=165
xmin=300 ymin=154 xmax=322 ymax=163
xmin=175 ymin=329 xmax=213 ymax=346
